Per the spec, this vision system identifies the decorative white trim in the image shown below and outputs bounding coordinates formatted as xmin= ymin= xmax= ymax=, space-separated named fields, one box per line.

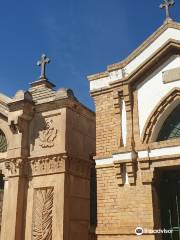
xmin=125 ymin=172 xmax=129 ymax=185
xmin=137 ymin=55 xmax=180 ymax=136
xmin=121 ymin=100 xmax=127 ymax=146
xmin=95 ymin=157 xmax=114 ymax=166
xmin=138 ymin=145 xmax=180 ymax=159
xmin=113 ymin=152 xmax=132 ymax=161
xmin=90 ymin=70 xmax=123 ymax=91
xmin=109 ymin=69 xmax=123 ymax=81
xmin=138 ymin=150 xmax=149 ymax=158
xmin=96 ymin=145 xmax=180 ymax=166
xmin=90 ymin=28 xmax=180 ymax=92
xmin=90 ymin=76 xmax=111 ymax=91
xmin=126 ymin=28 xmax=180 ymax=75
xmin=95 ymin=152 xmax=132 ymax=165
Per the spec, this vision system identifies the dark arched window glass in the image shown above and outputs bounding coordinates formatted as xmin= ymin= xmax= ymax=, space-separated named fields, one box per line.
xmin=157 ymin=105 xmax=180 ymax=141
xmin=0 ymin=130 xmax=7 ymax=152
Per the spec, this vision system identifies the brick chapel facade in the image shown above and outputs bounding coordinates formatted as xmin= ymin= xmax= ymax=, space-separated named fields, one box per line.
xmin=88 ymin=19 xmax=180 ymax=240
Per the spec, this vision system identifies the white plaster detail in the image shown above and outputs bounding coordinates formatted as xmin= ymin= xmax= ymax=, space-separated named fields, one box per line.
xmin=121 ymin=100 xmax=127 ymax=146
xmin=125 ymin=172 xmax=129 ymax=185
xmin=138 ymin=145 xmax=180 ymax=159
xmin=95 ymin=157 xmax=114 ymax=166
xmin=90 ymin=76 xmax=111 ymax=91
xmin=113 ymin=152 xmax=132 ymax=161
xmin=90 ymin=27 xmax=180 ymax=92
xmin=126 ymin=28 xmax=180 ymax=75
xmin=109 ymin=69 xmax=122 ymax=81
xmin=96 ymin=145 xmax=180 ymax=166
xmin=90 ymin=70 xmax=123 ymax=91
xmin=95 ymin=152 xmax=132 ymax=166
xmin=137 ymin=55 xmax=180 ymax=136
xmin=122 ymin=164 xmax=129 ymax=185
xmin=138 ymin=150 xmax=149 ymax=158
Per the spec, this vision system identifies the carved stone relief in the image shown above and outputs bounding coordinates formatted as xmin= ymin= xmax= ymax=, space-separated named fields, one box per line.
xmin=5 ymin=158 xmax=23 ymax=176
xmin=39 ymin=119 xmax=57 ymax=148
xmin=32 ymin=187 xmax=54 ymax=240
xmin=29 ymin=154 xmax=66 ymax=176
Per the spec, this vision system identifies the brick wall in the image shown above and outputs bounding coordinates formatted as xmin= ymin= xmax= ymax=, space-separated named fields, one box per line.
xmin=94 ymin=92 xmax=121 ymax=158
xmin=95 ymin=166 xmax=155 ymax=239
xmin=92 ymin=80 xmax=161 ymax=240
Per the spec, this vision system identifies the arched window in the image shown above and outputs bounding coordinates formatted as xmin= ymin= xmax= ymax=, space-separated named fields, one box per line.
xmin=0 ymin=130 xmax=7 ymax=153
xmin=157 ymin=105 xmax=180 ymax=141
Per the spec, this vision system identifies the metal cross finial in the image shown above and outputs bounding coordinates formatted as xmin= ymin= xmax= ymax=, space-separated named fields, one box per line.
xmin=160 ymin=0 xmax=175 ymax=20
xmin=37 ymin=54 xmax=50 ymax=79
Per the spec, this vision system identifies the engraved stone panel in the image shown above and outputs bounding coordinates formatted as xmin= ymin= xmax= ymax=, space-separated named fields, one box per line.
xmin=39 ymin=119 xmax=57 ymax=148
xmin=32 ymin=187 xmax=54 ymax=240
xmin=163 ymin=67 xmax=180 ymax=83
xmin=29 ymin=154 xmax=66 ymax=176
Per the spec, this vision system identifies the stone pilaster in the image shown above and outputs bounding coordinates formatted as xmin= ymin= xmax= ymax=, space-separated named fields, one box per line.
xmin=1 ymin=158 xmax=28 ymax=240
xmin=113 ymin=90 xmax=123 ymax=149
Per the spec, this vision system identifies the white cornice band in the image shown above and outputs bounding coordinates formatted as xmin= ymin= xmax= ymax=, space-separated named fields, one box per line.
xmin=96 ymin=152 xmax=132 ymax=166
xmin=90 ymin=28 xmax=180 ymax=92
xmin=95 ymin=145 xmax=180 ymax=165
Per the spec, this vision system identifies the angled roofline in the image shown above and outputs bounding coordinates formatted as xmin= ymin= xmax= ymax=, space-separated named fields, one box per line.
xmin=88 ymin=20 xmax=180 ymax=81
xmin=127 ymin=39 xmax=180 ymax=84
xmin=90 ymin=39 xmax=180 ymax=96
xmin=111 ymin=39 xmax=180 ymax=86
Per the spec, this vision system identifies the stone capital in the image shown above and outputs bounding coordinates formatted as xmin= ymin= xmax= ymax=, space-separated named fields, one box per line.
xmin=4 ymin=158 xmax=26 ymax=177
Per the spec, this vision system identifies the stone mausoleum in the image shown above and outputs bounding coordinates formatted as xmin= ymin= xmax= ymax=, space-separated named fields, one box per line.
xmin=0 ymin=54 xmax=95 ymax=240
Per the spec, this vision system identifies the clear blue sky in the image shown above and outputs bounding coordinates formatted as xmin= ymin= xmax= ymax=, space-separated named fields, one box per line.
xmin=0 ymin=0 xmax=180 ymax=110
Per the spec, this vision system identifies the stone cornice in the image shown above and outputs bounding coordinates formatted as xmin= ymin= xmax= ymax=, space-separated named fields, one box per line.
xmin=90 ymin=39 xmax=180 ymax=96
xmin=87 ymin=20 xmax=180 ymax=81
xmin=128 ymin=39 xmax=180 ymax=85
xmin=1 ymin=154 xmax=93 ymax=179
xmin=139 ymin=153 xmax=180 ymax=164
xmin=108 ymin=20 xmax=180 ymax=71
xmin=26 ymin=153 xmax=92 ymax=178
xmin=34 ymin=97 xmax=95 ymax=120
xmin=28 ymin=154 xmax=67 ymax=177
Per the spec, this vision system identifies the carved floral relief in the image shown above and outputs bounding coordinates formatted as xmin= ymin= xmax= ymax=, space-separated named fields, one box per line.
xmin=32 ymin=187 xmax=54 ymax=240
xmin=39 ymin=119 xmax=57 ymax=148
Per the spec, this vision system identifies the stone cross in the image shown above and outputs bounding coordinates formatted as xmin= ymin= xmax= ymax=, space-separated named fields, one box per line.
xmin=37 ymin=54 xmax=50 ymax=79
xmin=160 ymin=0 xmax=175 ymax=20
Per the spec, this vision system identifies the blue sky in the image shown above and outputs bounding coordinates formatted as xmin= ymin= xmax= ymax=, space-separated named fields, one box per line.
xmin=0 ymin=0 xmax=180 ymax=110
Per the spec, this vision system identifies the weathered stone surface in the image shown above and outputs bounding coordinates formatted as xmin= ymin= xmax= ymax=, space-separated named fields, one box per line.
xmin=0 ymin=72 xmax=95 ymax=240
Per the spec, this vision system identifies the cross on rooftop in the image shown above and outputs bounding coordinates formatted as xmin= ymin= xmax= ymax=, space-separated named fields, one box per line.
xmin=160 ymin=0 xmax=175 ymax=20
xmin=37 ymin=54 xmax=50 ymax=79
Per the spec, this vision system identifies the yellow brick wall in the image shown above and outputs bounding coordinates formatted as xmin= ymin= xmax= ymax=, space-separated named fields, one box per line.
xmin=92 ymin=84 xmax=161 ymax=240
xmin=95 ymin=166 xmax=155 ymax=239
xmin=94 ymin=92 xmax=120 ymax=157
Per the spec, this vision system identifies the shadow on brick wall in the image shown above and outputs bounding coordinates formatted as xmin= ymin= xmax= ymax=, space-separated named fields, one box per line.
xmin=89 ymin=161 xmax=97 ymax=240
